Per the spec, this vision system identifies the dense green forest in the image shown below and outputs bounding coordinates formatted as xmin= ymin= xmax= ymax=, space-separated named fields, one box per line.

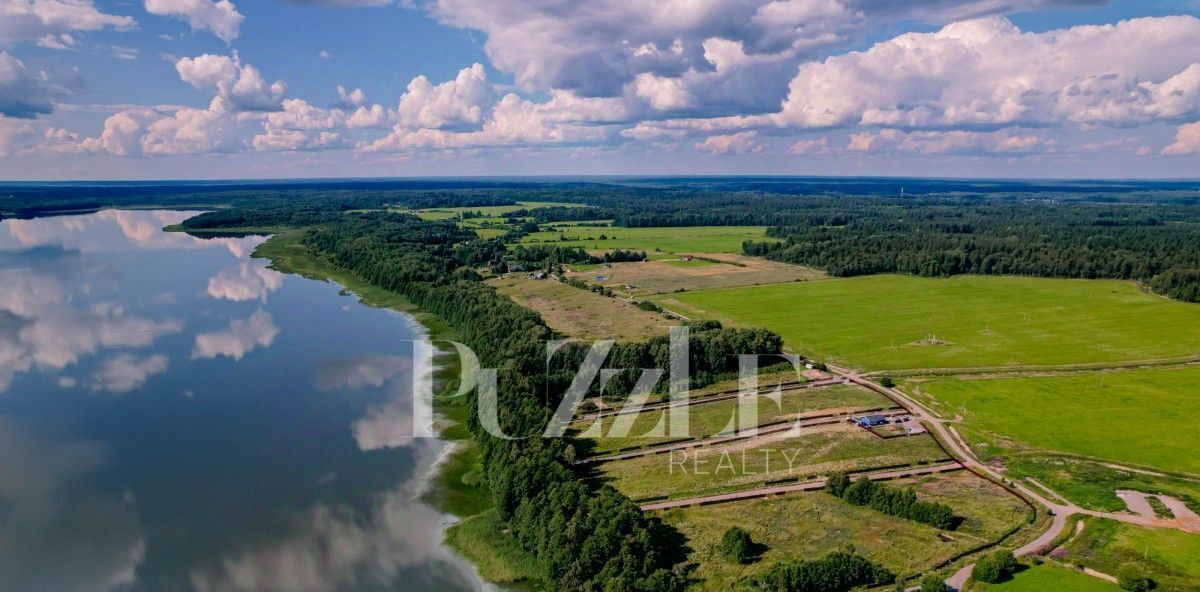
xmin=736 ymin=199 xmax=1200 ymax=302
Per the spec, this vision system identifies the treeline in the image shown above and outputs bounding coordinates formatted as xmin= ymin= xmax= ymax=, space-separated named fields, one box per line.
xmin=508 ymin=245 xmax=597 ymax=268
xmin=746 ymin=551 xmax=894 ymax=592
xmin=505 ymin=245 xmax=647 ymax=271
xmin=543 ymin=320 xmax=783 ymax=400
xmin=736 ymin=200 xmax=1200 ymax=302
xmin=506 ymin=206 xmax=615 ymax=223
xmin=826 ymin=473 xmax=957 ymax=530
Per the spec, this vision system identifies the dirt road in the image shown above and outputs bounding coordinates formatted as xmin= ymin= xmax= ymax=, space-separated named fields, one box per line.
xmin=640 ymin=461 xmax=964 ymax=511
xmin=576 ymin=408 xmax=905 ymax=465
xmin=828 ymin=364 xmax=1200 ymax=590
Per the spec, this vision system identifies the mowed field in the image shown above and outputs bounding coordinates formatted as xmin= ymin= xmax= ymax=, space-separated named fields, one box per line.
xmin=911 ymin=366 xmax=1200 ymax=475
xmin=971 ymin=566 xmax=1121 ymax=592
xmin=565 ymin=253 xmax=824 ymax=294
xmin=487 ymin=275 xmax=675 ymax=341
xmin=653 ymin=275 xmax=1200 ymax=371
xmin=658 ymin=472 xmax=1031 ymax=589
xmin=519 ymin=226 xmax=778 ymax=255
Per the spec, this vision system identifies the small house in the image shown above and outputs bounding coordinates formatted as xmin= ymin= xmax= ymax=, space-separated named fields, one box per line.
xmin=856 ymin=415 xmax=889 ymax=428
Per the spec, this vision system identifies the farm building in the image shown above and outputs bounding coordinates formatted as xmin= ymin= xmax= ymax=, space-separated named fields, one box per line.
xmin=856 ymin=415 xmax=889 ymax=427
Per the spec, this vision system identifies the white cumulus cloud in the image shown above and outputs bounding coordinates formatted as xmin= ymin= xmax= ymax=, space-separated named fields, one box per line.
xmin=144 ymin=0 xmax=244 ymax=44
xmin=0 ymin=0 xmax=134 ymax=47
xmin=1162 ymin=122 xmax=1200 ymax=156
xmin=176 ymin=53 xmax=287 ymax=112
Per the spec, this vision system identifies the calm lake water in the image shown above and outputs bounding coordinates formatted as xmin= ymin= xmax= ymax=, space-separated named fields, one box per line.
xmin=0 ymin=210 xmax=484 ymax=592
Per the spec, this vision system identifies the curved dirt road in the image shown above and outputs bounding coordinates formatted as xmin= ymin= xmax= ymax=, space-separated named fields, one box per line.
xmin=831 ymin=365 xmax=1200 ymax=590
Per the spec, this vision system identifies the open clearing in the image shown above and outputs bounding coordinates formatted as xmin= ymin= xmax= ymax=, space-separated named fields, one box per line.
xmin=576 ymin=383 xmax=892 ymax=455
xmin=597 ymin=426 xmax=948 ymax=501
xmin=657 ymin=472 xmax=1030 ymax=589
xmin=652 ymin=275 xmax=1200 ymax=371
xmin=565 ymin=253 xmax=824 ymax=294
xmin=487 ymin=275 xmax=675 ymax=341
xmin=519 ymin=225 xmax=778 ymax=255
xmin=407 ymin=201 xmax=586 ymax=220
xmin=1063 ymin=518 xmax=1200 ymax=591
xmin=911 ymin=366 xmax=1200 ymax=475
xmin=972 ymin=565 xmax=1121 ymax=591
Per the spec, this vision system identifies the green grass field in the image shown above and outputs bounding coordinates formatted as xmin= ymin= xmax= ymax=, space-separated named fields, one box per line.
xmin=912 ymin=367 xmax=1200 ymax=475
xmin=1063 ymin=518 xmax=1200 ymax=592
xmin=972 ymin=566 xmax=1120 ymax=592
xmin=577 ymin=384 xmax=890 ymax=455
xmin=519 ymin=225 xmax=777 ymax=255
xmin=654 ymin=275 xmax=1200 ymax=371
xmin=472 ymin=228 xmax=507 ymax=239
xmin=659 ymin=472 xmax=1030 ymax=589
xmin=599 ymin=428 xmax=948 ymax=500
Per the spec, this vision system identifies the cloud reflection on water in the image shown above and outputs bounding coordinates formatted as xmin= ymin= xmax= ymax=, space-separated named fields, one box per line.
xmin=0 ymin=418 xmax=147 ymax=592
xmin=191 ymin=310 xmax=280 ymax=361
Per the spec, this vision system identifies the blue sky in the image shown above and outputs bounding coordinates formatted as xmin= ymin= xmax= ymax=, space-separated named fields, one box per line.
xmin=1 ymin=0 xmax=1199 ymax=179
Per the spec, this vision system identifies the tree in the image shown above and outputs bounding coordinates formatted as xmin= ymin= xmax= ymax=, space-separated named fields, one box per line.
xmin=720 ymin=527 xmax=755 ymax=564
xmin=972 ymin=555 xmax=999 ymax=584
xmin=826 ymin=472 xmax=851 ymax=498
xmin=920 ymin=574 xmax=949 ymax=592
xmin=972 ymin=550 xmax=1017 ymax=584
xmin=880 ymin=376 xmax=896 ymax=388
xmin=991 ymin=550 xmax=1018 ymax=576
xmin=843 ymin=477 xmax=880 ymax=505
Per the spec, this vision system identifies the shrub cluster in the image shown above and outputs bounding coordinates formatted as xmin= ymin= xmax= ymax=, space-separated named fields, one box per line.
xmin=825 ymin=473 xmax=957 ymax=530
xmin=972 ymin=550 xmax=1018 ymax=584
xmin=746 ymin=551 xmax=894 ymax=592
xmin=719 ymin=527 xmax=755 ymax=564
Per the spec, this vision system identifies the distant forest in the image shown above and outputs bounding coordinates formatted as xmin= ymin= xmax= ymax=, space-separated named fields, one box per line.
xmin=4 ymin=178 xmax=1200 ymax=301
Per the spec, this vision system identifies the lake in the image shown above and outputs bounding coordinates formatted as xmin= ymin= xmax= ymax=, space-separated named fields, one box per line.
xmin=0 ymin=210 xmax=485 ymax=592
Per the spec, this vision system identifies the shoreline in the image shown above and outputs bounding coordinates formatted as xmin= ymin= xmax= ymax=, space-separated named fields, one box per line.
xmin=247 ymin=230 xmax=513 ymax=587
